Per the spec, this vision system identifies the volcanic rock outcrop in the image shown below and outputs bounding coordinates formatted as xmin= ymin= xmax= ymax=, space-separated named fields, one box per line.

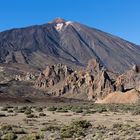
xmin=115 ymin=65 xmax=140 ymax=92
xmin=96 ymin=89 xmax=140 ymax=104
xmin=35 ymin=63 xmax=73 ymax=88
xmin=97 ymin=64 xmax=140 ymax=103
xmin=35 ymin=59 xmax=115 ymax=100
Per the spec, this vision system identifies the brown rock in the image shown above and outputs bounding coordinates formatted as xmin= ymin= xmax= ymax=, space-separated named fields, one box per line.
xmin=115 ymin=65 xmax=140 ymax=91
xmin=96 ymin=89 xmax=140 ymax=104
xmin=35 ymin=60 xmax=115 ymax=100
xmin=35 ymin=63 xmax=73 ymax=89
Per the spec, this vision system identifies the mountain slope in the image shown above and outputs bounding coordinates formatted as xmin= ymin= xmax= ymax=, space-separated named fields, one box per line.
xmin=0 ymin=18 xmax=140 ymax=73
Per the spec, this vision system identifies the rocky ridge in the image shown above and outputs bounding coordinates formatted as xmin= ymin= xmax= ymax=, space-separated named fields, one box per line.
xmin=34 ymin=59 xmax=140 ymax=102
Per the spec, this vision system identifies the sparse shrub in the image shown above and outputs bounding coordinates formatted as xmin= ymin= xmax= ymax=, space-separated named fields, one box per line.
xmin=13 ymin=107 xmax=18 ymax=111
xmin=112 ymin=123 xmax=123 ymax=129
xmin=15 ymin=107 xmax=25 ymax=113
xmin=7 ymin=106 xmax=13 ymax=109
xmin=91 ymin=104 xmax=107 ymax=113
xmin=0 ymin=124 xmax=13 ymax=135
xmin=24 ymin=108 xmax=33 ymax=115
xmin=58 ymin=105 xmax=73 ymax=111
xmin=14 ymin=128 xmax=26 ymax=134
xmin=7 ymin=109 xmax=13 ymax=113
xmin=97 ymin=108 xmax=107 ymax=113
xmin=0 ymin=113 xmax=6 ymax=117
xmin=26 ymin=114 xmax=37 ymax=118
xmin=47 ymin=106 xmax=57 ymax=111
xmin=72 ymin=120 xmax=92 ymax=129
xmin=15 ymin=106 xmax=33 ymax=114
xmin=2 ymin=132 xmax=17 ymax=140
xmin=35 ymin=107 xmax=43 ymax=112
xmin=71 ymin=107 xmax=83 ymax=113
xmin=39 ymin=113 xmax=46 ymax=117
xmin=56 ymin=107 xmax=68 ymax=113
xmin=41 ymin=125 xmax=60 ymax=132
xmin=1 ymin=106 xmax=8 ymax=111
xmin=19 ymin=106 xmax=28 ymax=110
xmin=17 ymin=133 xmax=43 ymax=140
xmin=132 ymin=107 xmax=140 ymax=115
xmin=84 ymin=109 xmax=96 ymax=114
xmin=60 ymin=125 xmax=75 ymax=138
xmin=60 ymin=120 xmax=91 ymax=138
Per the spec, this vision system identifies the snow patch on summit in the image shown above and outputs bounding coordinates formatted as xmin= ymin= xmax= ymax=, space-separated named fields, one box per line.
xmin=55 ymin=21 xmax=73 ymax=31
xmin=55 ymin=23 xmax=64 ymax=31
xmin=65 ymin=21 xmax=73 ymax=26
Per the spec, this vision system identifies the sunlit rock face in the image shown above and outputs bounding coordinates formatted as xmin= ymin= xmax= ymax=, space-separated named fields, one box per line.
xmin=35 ymin=59 xmax=115 ymax=100
xmin=115 ymin=65 xmax=140 ymax=92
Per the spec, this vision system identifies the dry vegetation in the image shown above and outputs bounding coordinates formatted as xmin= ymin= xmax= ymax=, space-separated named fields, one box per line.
xmin=0 ymin=102 xmax=140 ymax=140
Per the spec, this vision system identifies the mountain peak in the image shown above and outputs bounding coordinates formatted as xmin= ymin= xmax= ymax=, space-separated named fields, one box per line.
xmin=0 ymin=19 xmax=140 ymax=73
xmin=50 ymin=18 xmax=73 ymax=31
xmin=52 ymin=17 xmax=66 ymax=23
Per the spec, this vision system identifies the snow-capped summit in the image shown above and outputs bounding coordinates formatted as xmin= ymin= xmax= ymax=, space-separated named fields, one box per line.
xmin=52 ymin=17 xmax=66 ymax=23
xmin=52 ymin=18 xmax=73 ymax=31
xmin=55 ymin=23 xmax=64 ymax=31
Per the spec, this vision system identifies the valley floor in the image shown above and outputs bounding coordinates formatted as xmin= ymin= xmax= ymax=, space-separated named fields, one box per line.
xmin=0 ymin=101 xmax=140 ymax=140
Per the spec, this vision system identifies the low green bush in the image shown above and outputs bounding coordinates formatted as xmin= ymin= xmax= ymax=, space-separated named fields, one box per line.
xmin=35 ymin=107 xmax=43 ymax=112
xmin=39 ymin=113 xmax=46 ymax=117
xmin=47 ymin=106 xmax=57 ymax=111
xmin=132 ymin=107 xmax=140 ymax=115
xmin=71 ymin=107 xmax=83 ymax=113
xmin=1 ymin=107 xmax=8 ymax=111
xmin=60 ymin=120 xmax=91 ymax=138
xmin=26 ymin=114 xmax=37 ymax=118
xmin=0 ymin=113 xmax=6 ymax=117
xmin=2 ymin=132 xmax=17 ymax=140
xmin=17 ymin=133 xmax=43 ymax=140
xmin=41 ymin=125 xmax=60 ymax=132
xmin=0 ymin=124 xmax=13 ymax=135
xmin=7 ymin=109 xmax=13 ymax=113
xmin=24 ymin=108 xmax=33 ymax=115
xmin=56 ymin=107 xmax=68 ymax=113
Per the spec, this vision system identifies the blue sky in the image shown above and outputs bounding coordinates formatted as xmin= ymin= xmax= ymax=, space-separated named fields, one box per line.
xmin=0 ymin=0 xmax=140 ymax=44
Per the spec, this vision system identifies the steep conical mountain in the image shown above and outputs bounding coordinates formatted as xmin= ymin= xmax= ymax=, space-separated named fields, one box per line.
xmin=0 ymin=18 xmax=140 ymax=73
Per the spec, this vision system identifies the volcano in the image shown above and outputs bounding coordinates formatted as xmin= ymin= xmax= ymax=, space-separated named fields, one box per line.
xmin=0 ymin=18 xmax=140 ymax=73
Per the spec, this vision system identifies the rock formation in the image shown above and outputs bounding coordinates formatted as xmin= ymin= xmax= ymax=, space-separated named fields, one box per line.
xmin=15 ymin=72 xmax=36 ymax=81
xmin=0 ymin=59 xmax=140 ymax=103
xmin=96 ymin=89 xmax=140 ymax=104
xmin=86 ymin=59 xmax=115 ymax=100
xmin=35 ymin=59 xmax=115 ymax=100
xmin=115 ymin=65 xmax=140 ymax=92
xmin=35 ymin=63 xmax=73 ymax=88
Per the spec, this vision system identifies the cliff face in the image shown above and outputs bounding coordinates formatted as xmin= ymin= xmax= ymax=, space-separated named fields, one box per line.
xmin=0 ymin=18 xmax=140 ymax=73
